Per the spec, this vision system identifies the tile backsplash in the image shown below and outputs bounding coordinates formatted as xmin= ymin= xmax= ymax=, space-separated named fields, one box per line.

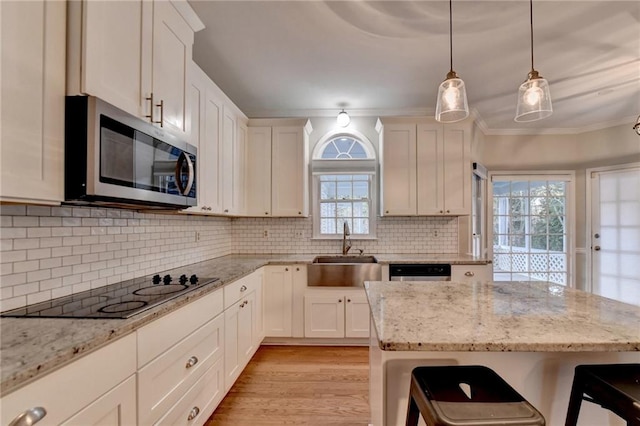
xmin=1 ymin=206 xmax=457 ymax=310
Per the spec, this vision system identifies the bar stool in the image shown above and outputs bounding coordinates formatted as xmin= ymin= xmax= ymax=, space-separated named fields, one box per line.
xmin=565 ymin=363 xmax=640 ymax=426
xmin=406 ymin=365 xmax=545 ymax=426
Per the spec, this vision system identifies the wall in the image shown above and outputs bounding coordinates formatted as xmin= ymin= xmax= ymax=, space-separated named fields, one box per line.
xmin=232 ymin=216 xmax=458 ymax=254
xmin=482 ymin=122 xmax=640 ymax=289
xmin=0 ymin=205 xmax=233 ymax=311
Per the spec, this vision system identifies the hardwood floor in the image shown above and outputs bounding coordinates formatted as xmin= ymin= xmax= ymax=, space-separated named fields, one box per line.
xmin=205 ymin=345 xmax=370 ymax=425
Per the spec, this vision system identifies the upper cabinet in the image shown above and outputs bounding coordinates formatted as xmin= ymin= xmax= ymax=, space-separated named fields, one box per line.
xmin=378 ymin=118 xmax=471 ymax=216
xmin=246 ymin=120 xmax=313 ymax=217
xmin=1 ymin=0 xmax=66 ymax=205
xmin=67 ymin=0 xmax=204 ymax=140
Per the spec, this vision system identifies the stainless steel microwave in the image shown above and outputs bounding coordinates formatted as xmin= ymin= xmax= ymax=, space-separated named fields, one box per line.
xmin=65 ymin=96 xmax=197 ymax=209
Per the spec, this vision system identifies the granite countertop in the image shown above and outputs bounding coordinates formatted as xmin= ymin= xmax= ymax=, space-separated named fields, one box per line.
xmin=373 ymin=254 xmax=491 ymax=265
xmin=0 ymin=253 xmax=489 ymax=394
xmin=365 ymin=280 xmax=640 ymax=352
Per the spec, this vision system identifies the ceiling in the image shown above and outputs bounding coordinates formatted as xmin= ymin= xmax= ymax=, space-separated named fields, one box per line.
xmin=190 ymin=1 xmax=640 ymax=134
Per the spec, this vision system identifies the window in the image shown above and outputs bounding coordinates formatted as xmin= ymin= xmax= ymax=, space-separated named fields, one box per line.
xmin=312 ymin=133 xmax=376 ymax=239
xmin=489 ymin=173 xmax=574 ymax=286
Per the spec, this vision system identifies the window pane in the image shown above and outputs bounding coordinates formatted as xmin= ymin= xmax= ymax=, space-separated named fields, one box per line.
xmin=549 ymin=234 xmax=565 ymax=251
xmin=320 ymin=182 xmax=336 ymax=200
xmin=353 ymin=218 xmax=369 ymax=234
xmin=510 ymin=181 xmax=528 ymax=196
xmin=320 ymin=202 xmax=336 ymax=217
xmin=321 ymin=219 xmax=336 ymax=234
xmin=353 ymin=201 xmax=369 ymax=217
xmin=531 ymin=234 xmax=548 ymax=250
xmin=337 ymin=181 xmax=352 ymax=199
xmin=321 ymin=143 xmax=339 ymax=159
xmin=334 ymin=138 xmax=353 ymax=154
xmin=337 ymin=202 xmax=352 ymax=218
xmin=350 ymin=143 xmax=367 ymax=159
xmin=353 ymin=181 xmax=369 ymax=199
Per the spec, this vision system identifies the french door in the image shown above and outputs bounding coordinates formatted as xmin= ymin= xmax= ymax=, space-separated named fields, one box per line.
xmin=588 ymin=164 xmax=640 ymax=306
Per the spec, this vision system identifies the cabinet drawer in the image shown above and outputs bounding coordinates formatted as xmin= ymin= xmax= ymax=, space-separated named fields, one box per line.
xmin=137 ymin=288 xmax=223 ymax=367
xmin=154 ymin=356 xmax=225 ymax=426
xmin=138 ymin=313 xmax=224 ymax=425
xmin=223 ymin=271 xmax=257 ymax=309
xmin=451 ymin=264 xmax=492 ymax=283
xmin=0 ymin=333 xmax=136 ymax=426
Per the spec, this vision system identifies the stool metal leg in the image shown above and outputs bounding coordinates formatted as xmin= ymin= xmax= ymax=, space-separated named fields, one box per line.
xmin=565 ymin=372 xmax=584 ymax=426
xmin=406 ymin=392 xmax=420 ymax=426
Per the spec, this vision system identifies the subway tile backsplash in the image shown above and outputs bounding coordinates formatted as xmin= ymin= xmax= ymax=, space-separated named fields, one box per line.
xmin=1 ymin=206 xmax=456 ymax=310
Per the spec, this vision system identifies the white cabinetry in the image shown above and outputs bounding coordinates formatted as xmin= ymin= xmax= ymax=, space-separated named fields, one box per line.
xmin=262 ymin=265 xmax=309 ymax=337
xmin=137 ymin=288 xmax=225 ymax=426
xmin=304 ymin=289 xmax=370 ymax=338
xmin=451 ymin=264 xmax=492 ymax=283
xmin=221 ymin=107 xmax=247 ymax=215
xmin=67 ymin=0 xmax=203 ymax=139
xmin=223 ymin=270 xmax=263 ymax=392
xmin=1 ymin=0 xmax=65 ymax=204
xmin=0 ymin=334 xmax=137 ymax=426
xmin=246 ymin=120 xmax=313 ymax=217
xmin=379 ymin=118 xmax=471 ymax=216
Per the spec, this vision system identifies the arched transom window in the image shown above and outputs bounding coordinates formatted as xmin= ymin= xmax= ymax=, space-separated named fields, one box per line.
xmin=312 ymin=134 xmax=377 ymax=239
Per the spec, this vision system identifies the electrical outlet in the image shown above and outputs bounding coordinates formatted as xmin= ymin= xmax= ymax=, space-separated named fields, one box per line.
xmin=294 ymin=231 xmax=303 ymax=238
xmin=195 ymin=231 xmax=201 ymax=242
xmin=433 ymin=230 xmax=439 ymax=238
xmin=263 ymin=230 xmax=269 ymax=238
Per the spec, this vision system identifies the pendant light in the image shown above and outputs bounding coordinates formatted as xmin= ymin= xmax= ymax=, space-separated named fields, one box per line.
xmin=515 ymin=0 xmax=552 ymax=122
xmin=337 ymin=109 xmax=350 ymax=127
xmin=435 ymin=0 xmax=469 ymax=123
xmin=633 ymin=115 xmax=640 ymax=136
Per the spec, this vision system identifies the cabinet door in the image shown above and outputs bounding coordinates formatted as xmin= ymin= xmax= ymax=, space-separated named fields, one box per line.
xmin=201 ymin=88 xmax=224 ymax=213
xmin=223 ymin=300 xmax=241 ymax=392
xmin=0 ymin=0 xmax=65 ymax=204
xmin=246 ymin=127 xmax=273 ymax=216
xmin=417 ymin=124 xmax=444 ymax=215
xmin=451 ymin=264 xmax=491 ymax=283
xmin=221 ymin=106 xmax=236 ymax=214
xmin=253 ymin=269 xmax=265 ymax=344
xmin=442 ymin=126 xmax=471 ymax=215
xmin=345 ymin=292 xmax=370 ymax=338
xmin=304 ymin=293 xmax=345 ymax=338
xmin=291 ymin=265 xmax=307 ymax=338
xmin=271 ymin=126 xmax=308 ymax=217
xmin=61 ymin=375 xmax=136 ymax=426
xmin=239 ymin=291 xmax=255 ymax=360
xmin=151 ymin=0 xmax=193 ymax=138
xmin=78 ymin=0 xmax=150 ymax=118
xmin=381 ymin=124 xmax=417 ymax=216
xmin=235 ymin=120 xmax=247 ymax=214
xmin=263 ymin=266 xmax=294 ymax=337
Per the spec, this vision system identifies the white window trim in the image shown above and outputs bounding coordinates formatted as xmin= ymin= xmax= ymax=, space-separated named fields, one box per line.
xmin=488 ymin=170 xmax=576 ymax=288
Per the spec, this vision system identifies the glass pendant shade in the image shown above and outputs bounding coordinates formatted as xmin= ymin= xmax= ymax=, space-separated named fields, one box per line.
xmin=435 ymin=71 xmax=469 ymax=123
xmin=336 ymin=110 xmax=350 ymax=127
xmin=515 ymin=70 xmax=552 ymax=122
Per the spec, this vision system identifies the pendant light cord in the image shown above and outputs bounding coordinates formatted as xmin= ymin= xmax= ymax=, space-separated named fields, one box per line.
xmin=449 ymin=0 xmax=453 ymax=72
xmin=529 ymin=0 xmax=535 ymax=72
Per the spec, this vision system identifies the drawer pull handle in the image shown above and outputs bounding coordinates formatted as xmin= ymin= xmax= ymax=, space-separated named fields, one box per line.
xmin=186 ymin=356 xmax=198 ymax=369
xmin=187 ymin=406 xmax=200 ymax=421
xmin=240 ymin=285 xmax=247 ymax=292
xmin=8 ymin=407 xmax=47 ymax=426
xmin=464 ymin=271 xmax=474 ymax=277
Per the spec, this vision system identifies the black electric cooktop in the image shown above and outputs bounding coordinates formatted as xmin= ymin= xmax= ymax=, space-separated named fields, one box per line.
xmin=0 ymin=273 xmax=219 ymax=319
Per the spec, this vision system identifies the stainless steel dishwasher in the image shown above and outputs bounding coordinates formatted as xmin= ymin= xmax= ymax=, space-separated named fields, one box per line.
xmin=388 ymin=264 xmax=451 ymax=281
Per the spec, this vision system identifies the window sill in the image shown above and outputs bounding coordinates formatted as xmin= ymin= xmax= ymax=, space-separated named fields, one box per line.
xmin=311 ymin=235 xmax=377 ymax=241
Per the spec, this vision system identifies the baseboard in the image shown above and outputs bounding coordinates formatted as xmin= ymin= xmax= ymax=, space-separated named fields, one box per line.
xmin=262 ymin=336 xmax=369 ymax=346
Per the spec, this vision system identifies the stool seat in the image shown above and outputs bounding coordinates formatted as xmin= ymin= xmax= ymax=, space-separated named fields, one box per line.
xmin=565 ymin=363 xmax=640 ymax=426
xmin=406 ymin=365 xmax=545 ymax=426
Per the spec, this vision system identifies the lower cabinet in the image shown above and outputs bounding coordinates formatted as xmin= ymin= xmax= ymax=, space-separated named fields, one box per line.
xmin=304 ymin=289 xmax=370 ymax=338
xmin=0 ymin=333 xmax=137 ymax=426
xmin=222 ymin=270 xmax=263 ymax=392
xmin=451 ymin=264 xmax=492 ymax=283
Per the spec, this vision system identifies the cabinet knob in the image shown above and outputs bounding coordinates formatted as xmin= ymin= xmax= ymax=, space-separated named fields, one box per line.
xmin=296 ymin=267 xmax=300 ymax=271
xmin=446 ymin=210 xmax=450 ymax=213
xmin=240 ymin=285 xmax=247 ymax=292
xmin=265 ymin=212 xmax=269 ymax=215
xmin=338 ymin=299 xmax=342 ymax=303
xmin=185 ymin=356 xmax=199 ymax=369
xmin=347 ymin=298 xmax=351 ymax=303
xmin=224 ymin=209 xmax=229 ymax=213
xmin=440 ymin=210 xmax=443 ymax=214
xmin=385 ymin=210 xmax=389 ymax=214
xmin=298 ymin=211 xmax=302 ymax=215
xmin=464 ymin=271 xmax=474 ymax=277
xmin=285 ymin=268 xmax=289 ymax=271
xmin=207 ymin=207 xmax=212 ymax=211
xmin=187 ymin=407 xmax=200 ymax=421
xmin=8 ymin=407 xmax=46 ymax=426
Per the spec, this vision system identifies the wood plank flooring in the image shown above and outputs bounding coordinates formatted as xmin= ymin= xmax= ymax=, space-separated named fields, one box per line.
xmin=205 ymin=345 xmax=370 ymax=425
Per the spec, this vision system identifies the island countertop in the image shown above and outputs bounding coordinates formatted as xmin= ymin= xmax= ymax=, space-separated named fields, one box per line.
xmin=365 ymin=280 xmax=640 ymax=352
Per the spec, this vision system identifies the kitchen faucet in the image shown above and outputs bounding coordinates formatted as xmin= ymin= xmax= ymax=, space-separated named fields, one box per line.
xmin=342 ymin=222 xmax=352 ymax=255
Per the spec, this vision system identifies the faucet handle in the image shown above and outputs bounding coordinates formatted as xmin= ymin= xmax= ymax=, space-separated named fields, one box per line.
xmin=357 ymin=249 xmax=364 ymax=255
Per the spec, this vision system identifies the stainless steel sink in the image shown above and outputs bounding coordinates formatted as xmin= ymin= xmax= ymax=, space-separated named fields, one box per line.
xmin=308 ymin=256 xmax=381 ymax=287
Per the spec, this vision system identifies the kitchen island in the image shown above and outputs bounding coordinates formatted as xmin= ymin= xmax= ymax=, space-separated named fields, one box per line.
xmin=365 ymin=280 xmax=640 ymax=425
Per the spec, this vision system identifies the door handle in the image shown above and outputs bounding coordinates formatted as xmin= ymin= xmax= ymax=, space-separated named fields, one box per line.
xmin=175 ymin=152 xmax=195 ymax=195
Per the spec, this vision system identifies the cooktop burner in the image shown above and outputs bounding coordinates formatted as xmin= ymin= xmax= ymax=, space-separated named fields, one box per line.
xmin=0 ymin=273 xmax=219 ymax=319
